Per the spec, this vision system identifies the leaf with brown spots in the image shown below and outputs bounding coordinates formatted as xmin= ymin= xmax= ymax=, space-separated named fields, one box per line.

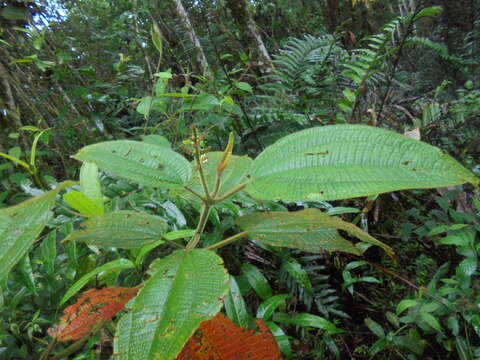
xmin=176 ymin=313 xmax=283 ymax=360
xmin=48 ymin=286 xmax=139 ymax=342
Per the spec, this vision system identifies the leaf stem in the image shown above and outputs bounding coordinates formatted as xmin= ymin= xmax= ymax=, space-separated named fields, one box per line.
xmin=214 ymin=182 xmax=247 ymax=203
xmin=187 ymin=203 xmax=211 ymax=249
xmin=211 ymin=170 xmax=222 ymax=199
xmin=49 ymin=336 xmax=89 ymax=360
xmin=163 ymin=238 xmax=186 ymax=249
xmin=206 ymin=231 xmax=249 ymax=251
xmin=183 ymin=186 xmax=207 ymax=201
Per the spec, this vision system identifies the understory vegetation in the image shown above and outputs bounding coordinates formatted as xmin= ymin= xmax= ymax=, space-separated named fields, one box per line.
xmin=0 ymin=0 xmax=479 ymax=359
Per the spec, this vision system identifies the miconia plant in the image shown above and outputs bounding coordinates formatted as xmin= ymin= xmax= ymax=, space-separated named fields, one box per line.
xmin=1 ymin=124 xmax=478 ymax=359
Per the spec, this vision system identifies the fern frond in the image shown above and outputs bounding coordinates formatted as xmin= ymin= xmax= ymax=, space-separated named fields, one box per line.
xmin=405 ymin=37 xmax=475 ymax=65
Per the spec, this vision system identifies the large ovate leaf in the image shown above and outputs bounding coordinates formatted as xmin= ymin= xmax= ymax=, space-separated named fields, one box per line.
xmin=176 ymin=313 xmax=282 ymax=360
xmin=63 ymin=210 xmax=168 ymax=248
xmin=73 ymin=140 xmax=191 ymax=189
xmin=114 ymin=249 xmax=229 ymax=360
xmin=143 ymin=135 xmax=171 ymax=148
xmin=0 ymin=182 xmax=73 ymax=281
xmin=49 ymin=286 xmax=139 ymax=342
xmin=247 ymin=125 xmax=479 ymax=201
xmin=236 ymin=209 xmax=393 ymax=256
xmin=176 ymin=152 xmax=252 ymax=205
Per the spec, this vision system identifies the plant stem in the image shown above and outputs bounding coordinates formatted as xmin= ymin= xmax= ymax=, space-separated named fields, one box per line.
xmin=49 ymin=336 xmax=89 ymax=360
xmin=187 ymin=203 xmax=211 ymax=249
xmin=206 ymin=231 xmax=249 ymax=251
xmin=38 ymin=338 xmax=57 ymax=360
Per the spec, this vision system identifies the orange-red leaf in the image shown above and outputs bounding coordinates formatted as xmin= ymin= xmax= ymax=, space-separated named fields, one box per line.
xmin=48 ymin=286 xmax=139 ymax=342
xmin=176 ymin=313 xmax=283 ymax=360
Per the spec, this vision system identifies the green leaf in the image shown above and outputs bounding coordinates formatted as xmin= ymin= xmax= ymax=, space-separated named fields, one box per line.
xmin=180 ymin=93 xmax=220 ymax=112
xmin=257 ymin=294 xmax=290 ymax=321
xmin=224 ymin=276 xmax=249 ymax=328
xmin=420 ymin=312 xmax=442 ymax=332
xmin=19 ymin=125 xmax=41 ymax=132
xmin=458 ymin=257 xmax=477 ymax=276
xmin=80 ymin=162 xmax=104 ymax=213
xmin=134 ymin=229 xmax=195 ymax=267
xmin=134 ymin=239 xmax=164 ymax=267
xmin=369 ymin=338 xmax=388 ymax=356
xmin=177 ymin=152 xmax=252 ymax=204
xmin=63 ymin=210 xmax=168 ymax=248
xmin=40 ymin=230 xmax=57 ymax=275
xmin=63 ymin=190 xmax=103 ymax=217
xmin=114 ymin=249 xmax=229 ymax=360
xmin=236 ymin=209 xmax=393 ymax=256
xmin=365 ymin=318 xmax=385 ymax=338
xmin=18 ymin=254 xmax=36 ymax=294
xmin=438 ymin=230 xmax=475 ymax=247
xmin=266 ymin=321 xmax=293 ymax=358
xmin=0 ymin=151 xmax=30 ymax=171
xmin=241 ymin=263 xmax=272 ymax=300
xmin=394 ymin=329 xmax=427 ymax=355
xmin=291 ymin=313 xmax=343 ymax=334
xmin=73 ymin=140 xmax=192 ymax=189
xmin=0 ymin=182 xmax=73 ymax=281
xmin=234 ymin=81 xmax=253 ymax=93
xmin=1 ymin=6 xmax=30 ymax=21
xmin=60 ymin=258 xmax=135 ymax=305
xmin=412 ymin=6 xmax=442 ymax=22
xmin=396 ymin=299 xmax=418 ymax=315
xmin=150 ymin=23 xmax=163 ymax=58
xmin=136 ymin=96 xmax=153 ymax=115
xmin=282 ymin=258 xmax=313 ymax=294
xmin=163 ymin=229 xmax=195 ymax=241
xmin=142 ymin=135 xmax=171 ymax=148
xmin=428 ymin=224 xmax=468 ymax=236
xmin=247 ymin=125 xmax=478 ymax=202
xmin=30 ymin=128 xmax=51 ymax=166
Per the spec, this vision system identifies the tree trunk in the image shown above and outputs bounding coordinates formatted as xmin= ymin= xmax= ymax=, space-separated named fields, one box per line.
xmin=171 ymin=0 xmax=211 ymax=75
xmin=0 ymin=61 xmax=24 ymax=133
xmin=224 ymin=0 xmax=273 ymax=73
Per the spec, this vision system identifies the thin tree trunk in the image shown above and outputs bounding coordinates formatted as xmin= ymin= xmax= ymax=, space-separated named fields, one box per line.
xmin=133 ymin=0 xmax=154 ymax=84
xmin=0 ymin=61 xmax=24 ymax=134
xmin=224 ymin=0 xmax=273 ymax=73
xmin=171 ymin=0 xmax=211 ymax=75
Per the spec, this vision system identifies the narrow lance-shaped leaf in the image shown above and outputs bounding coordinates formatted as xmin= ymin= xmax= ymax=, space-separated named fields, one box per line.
xmin=247 ymin=125 xmax=479 ymax=202
xmin=114 ymin=249 xmax=229 ymax=360
xmin=73 ymin=140 xmax=192 ymax=189
xmin=62 ymin=210 xmax=168 ymax=249
xmin=60 ymin=258 xmax=135 ymax=305
xmin=224 ymin=276 xmax=249 ymax=328
xmin=0 ymin=181 xmax=74 ymax=281
xmin=236 ymin=209 xmax=393 ymax=256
